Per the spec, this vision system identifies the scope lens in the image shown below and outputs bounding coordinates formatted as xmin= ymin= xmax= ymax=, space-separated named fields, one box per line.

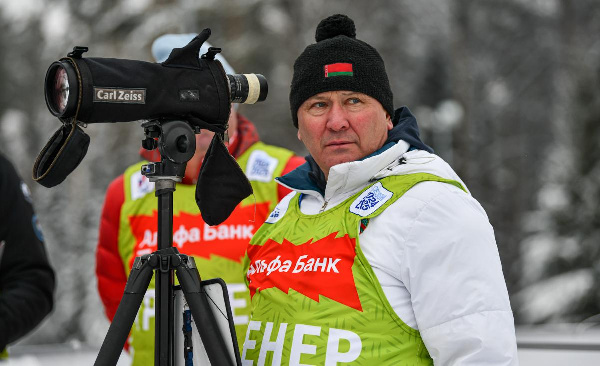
xmin=44 ymin=61 xmax=77 ymax=118
xmin=53 ymin=67 xmax=69 ymax=114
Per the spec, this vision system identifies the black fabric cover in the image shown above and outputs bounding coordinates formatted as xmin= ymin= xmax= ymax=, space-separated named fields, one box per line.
xmin=196 ymin=134 xmax=253 ymax=226
xmin=32 ymin=123 xmax=90 ymax=188
xmin=34 ymin=28 xmax=233 ymax=189
xmin=72 ymin=29 xmax=231 ymax=134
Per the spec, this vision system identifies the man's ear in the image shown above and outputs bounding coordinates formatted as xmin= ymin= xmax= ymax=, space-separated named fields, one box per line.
xmin=386 ymin=113 xmax=393 ymax=130
xmin=297 ymin=129 xmax=303 ymax=141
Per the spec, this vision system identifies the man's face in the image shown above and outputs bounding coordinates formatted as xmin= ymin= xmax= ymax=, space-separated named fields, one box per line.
xmin=297 ymin=91 xmax=393 ymax=179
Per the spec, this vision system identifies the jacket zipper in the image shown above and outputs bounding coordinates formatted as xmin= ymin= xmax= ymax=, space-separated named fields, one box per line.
xmin=319 ymin=200 xmax=329 ymax=213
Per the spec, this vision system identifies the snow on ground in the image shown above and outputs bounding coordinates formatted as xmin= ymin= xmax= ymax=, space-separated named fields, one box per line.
xmin=4 ymin=326 xmax=600 ymax=366
xmin=4 ymin=343 xmax=131 ymax=366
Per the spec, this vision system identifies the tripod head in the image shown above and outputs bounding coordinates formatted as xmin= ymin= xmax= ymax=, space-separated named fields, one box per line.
xmin=140 ymin=119 xmax=199 ymax=182
xmin=138 ymin=118 xmax=252 ymax=226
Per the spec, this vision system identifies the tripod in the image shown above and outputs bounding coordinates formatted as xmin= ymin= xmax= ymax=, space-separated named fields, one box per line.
xmin=94 ymin=120 xmax=239 ymax=366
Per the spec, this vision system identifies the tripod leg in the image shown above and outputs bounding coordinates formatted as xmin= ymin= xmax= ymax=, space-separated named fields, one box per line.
xmin=175 ymin=256 xmax=236 ymax=366
xmin=95 ymin=256 xmax=155 ymax=366
xmin=156 ymin=184 xmax=175 ymax=366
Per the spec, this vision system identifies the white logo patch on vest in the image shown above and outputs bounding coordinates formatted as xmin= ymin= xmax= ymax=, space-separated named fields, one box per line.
xmin=350 ymin=182 xmax=393 ymax=217
xmin=246 ymin=150 xmax=278 ymax=182
xmin=131 ymin=171 xmax=155 ymax=200
xmin=265 ymin=192 xmax=296 ymax=224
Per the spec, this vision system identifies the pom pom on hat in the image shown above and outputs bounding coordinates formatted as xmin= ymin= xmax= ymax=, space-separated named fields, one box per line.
xmin=315 ymin=14 xmax=356 ymax=42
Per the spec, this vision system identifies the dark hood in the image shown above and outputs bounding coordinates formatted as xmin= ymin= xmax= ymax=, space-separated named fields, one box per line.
xmin=388 ymin=106 xmax=433 ymax=152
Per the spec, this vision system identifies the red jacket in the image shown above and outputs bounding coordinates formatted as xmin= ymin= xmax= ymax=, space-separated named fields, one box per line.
xmin=96 ymin=115 xmax=304 ymax=322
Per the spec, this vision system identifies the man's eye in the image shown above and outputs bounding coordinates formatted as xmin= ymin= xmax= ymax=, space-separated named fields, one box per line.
xmin=348 ymin=98 xmax=361 ymax=104
xmin=312 ymin=102 xmax=327 ymax=108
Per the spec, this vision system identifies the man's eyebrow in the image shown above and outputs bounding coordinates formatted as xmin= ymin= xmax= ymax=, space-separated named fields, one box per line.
xmin=340 ymin=91 xmax=362 ymax=96
xmin=306 ymin=95 xmax=330 ymax=101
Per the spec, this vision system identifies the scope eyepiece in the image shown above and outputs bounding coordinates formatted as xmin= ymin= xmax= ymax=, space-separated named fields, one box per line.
xmin=227 ymin=74 xmax=268 ymax=104
xmin=44 ymin=60 xmax=78 ymax=119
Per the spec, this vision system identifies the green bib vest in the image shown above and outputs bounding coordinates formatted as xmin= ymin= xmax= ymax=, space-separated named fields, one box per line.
xmin=243 ymin=173 xmax=464 ymax=365
xmin=117 ymin=142 xmax=294 ymax=366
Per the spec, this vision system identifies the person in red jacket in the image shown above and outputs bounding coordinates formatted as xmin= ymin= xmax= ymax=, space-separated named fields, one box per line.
xmin=95 ymin=33 xmax=304 ymax=366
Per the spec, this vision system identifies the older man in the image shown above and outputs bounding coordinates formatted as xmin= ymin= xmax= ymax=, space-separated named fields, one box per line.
xmin=242 ymin=14 xmax=518 ymax=365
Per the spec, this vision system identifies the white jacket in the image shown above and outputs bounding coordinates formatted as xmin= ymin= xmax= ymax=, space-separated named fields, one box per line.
xmin=278 ymin=141 xmax=518 ymax=365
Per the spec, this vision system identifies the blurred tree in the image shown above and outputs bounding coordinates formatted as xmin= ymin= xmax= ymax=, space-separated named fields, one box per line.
xmin=516 ymin=0 xmax=600 ymax=324
xmin=447 ymin=0 xmax=558 ymax=298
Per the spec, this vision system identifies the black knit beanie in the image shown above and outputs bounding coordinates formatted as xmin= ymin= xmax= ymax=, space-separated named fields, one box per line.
xmin=289 ymin=14 xmax=394 ymax=128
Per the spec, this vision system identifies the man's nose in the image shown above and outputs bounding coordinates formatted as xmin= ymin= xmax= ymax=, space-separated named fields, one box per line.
xmin=326 ymin=101 xmax=349 ymax=131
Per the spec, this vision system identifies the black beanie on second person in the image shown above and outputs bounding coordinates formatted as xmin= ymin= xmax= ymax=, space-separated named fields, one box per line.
xmin=289 ymin=14 xmax=394 ymax=128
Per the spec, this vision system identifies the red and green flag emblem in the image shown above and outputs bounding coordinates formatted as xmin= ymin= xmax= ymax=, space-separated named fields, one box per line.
xmin=324 ymin=63 xmax=353 ymax=77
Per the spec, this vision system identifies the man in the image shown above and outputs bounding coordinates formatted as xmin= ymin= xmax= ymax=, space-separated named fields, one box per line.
xmin=0 ymin=152 xmax=55 ymax=359
xmin=242 ymin=14 xmax=518 ymax=365
xmin=95 ymin=34 xmax=305 ymax=365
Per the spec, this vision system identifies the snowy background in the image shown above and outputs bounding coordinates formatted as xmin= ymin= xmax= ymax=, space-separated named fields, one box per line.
xmin=1 ymin=0 xmax=600 ymax=362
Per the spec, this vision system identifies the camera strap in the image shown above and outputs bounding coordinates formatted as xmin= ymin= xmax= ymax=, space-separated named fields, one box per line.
xmin=33 ymin=57 xmax=90 ymax=188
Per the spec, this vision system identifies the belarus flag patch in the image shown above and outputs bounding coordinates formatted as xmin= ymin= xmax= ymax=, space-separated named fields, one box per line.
xmin=324 ymin=63 xmax=353 ymax=77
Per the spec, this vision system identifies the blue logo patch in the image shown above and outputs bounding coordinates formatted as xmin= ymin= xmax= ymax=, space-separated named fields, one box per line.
xmin=265 ymin=192 xmax=296 ymax=224
xmin=246 ymin=150 xmax=278 ymax=182
xmin=251 ymin=158 xmax=270 ymax=177
xmin=269 ymin=208 xmax=280 ymax=219
xmin=349 ymin=182 xmax=393 ymax=217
